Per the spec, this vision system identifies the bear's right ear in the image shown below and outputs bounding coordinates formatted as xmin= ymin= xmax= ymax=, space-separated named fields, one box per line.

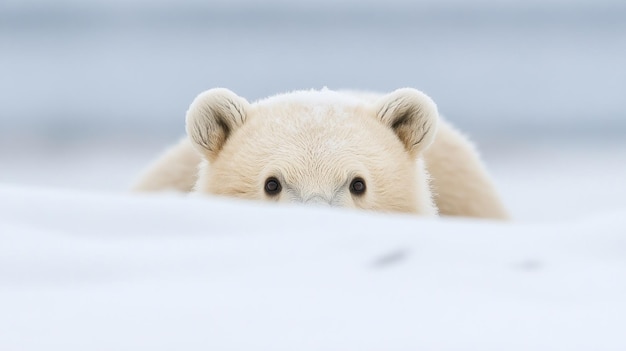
xmin=186 ymin=88 xmax=249 ymax=161
xmin=375 ymin=88 xmax=439 ymax=158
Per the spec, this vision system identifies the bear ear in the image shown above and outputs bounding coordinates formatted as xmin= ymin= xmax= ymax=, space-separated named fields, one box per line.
xmin=375 ymin=88 xmax=439 ymax=158
xmin=186 ymin=88 xmax=249 ymax=161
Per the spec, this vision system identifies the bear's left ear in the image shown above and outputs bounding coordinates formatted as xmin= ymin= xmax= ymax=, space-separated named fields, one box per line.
xmin=375 ymin=88 xmax=439 ymax=158
xmin=186 ymin=88 xmax=250 ymax=161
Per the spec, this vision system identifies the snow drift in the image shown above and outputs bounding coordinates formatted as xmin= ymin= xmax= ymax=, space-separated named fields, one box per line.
xmin=1 ymin=184 xmax=625 ymax=351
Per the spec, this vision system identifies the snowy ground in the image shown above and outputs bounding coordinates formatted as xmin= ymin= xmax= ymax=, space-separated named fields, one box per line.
xmin=0 ymin=138 xmax=625 ymax=350
xmin=1 ymin=182 xmax=626 ymax=351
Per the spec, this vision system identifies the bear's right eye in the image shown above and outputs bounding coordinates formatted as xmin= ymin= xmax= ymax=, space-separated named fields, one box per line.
xmin=264 ymin=177 xmax=282 ymax=196
xmin=349 ymin=177 xmax=366 ymax=195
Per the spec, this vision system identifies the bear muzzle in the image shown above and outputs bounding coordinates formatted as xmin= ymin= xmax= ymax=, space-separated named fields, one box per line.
xmin=297 ymin=194 xmax=333 ymax=207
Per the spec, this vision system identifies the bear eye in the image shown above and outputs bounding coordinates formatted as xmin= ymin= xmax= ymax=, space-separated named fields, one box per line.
xmin=349 ymin=177 xmax=366 ymax=195
xmin=264 ymin=177 xmax=282 ymax=196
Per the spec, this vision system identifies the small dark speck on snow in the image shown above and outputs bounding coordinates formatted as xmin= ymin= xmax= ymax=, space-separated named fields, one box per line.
xmin=371 ymin=249 xmax=410 ymax=268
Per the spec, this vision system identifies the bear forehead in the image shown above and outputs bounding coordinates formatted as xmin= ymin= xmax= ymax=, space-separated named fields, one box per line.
xmin=242 ymin=102 xmax=387 ymax=155
xmin=213 ymin=90 xmax=412 ymax=177
xmin=265 ymin=109 xmax=360 ymax=137
xmin=245 ymin=90 xmax=375 ymax=135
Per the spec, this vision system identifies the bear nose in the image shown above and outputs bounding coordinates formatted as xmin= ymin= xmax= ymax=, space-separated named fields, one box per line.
xmin=300 ymin=194 xmax=332 ymax=206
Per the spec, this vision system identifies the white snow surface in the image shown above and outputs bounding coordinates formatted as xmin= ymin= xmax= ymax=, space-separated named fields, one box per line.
xmin=1 ymin=184 xmax=625 ymax=350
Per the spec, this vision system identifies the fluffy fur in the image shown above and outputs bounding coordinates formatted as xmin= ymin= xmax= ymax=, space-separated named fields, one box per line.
xmin=133 ymin=88 xmax=508 ymax=219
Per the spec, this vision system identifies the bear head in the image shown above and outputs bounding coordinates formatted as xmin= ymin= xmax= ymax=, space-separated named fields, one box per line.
xmin=186 ymin=88 xmax=439 ymax=215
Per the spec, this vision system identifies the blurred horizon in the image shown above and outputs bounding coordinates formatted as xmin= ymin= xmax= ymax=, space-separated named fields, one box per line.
xmin=1 ymin=0 xmax=625 ymax=143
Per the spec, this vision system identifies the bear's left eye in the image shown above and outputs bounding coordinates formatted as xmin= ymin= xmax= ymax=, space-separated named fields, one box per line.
xmin=264 ymin=177 xmax=282 ymax=196
xmin=349 ymin=177 xmax=366 ymax=195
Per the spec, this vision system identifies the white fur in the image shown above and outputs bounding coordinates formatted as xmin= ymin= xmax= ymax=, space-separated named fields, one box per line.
xmin=133 ymin=88 xmax=508 ymax=219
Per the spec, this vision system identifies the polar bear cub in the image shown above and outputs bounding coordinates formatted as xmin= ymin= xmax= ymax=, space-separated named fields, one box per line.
xmin=133 ymin=88 xmax=508 ymax=219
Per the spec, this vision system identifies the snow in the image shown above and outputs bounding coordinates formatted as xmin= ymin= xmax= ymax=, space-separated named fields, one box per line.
xmin=3 ymin=142 xmax=623 ymax=350
xmin=1 ymin=160 xmax=626 ymax=350
xmin=0 ymin=125 xmax=624 ymax=351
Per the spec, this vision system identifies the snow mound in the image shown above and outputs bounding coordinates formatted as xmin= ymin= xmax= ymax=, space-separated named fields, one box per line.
xmin=1 ymin=184 xmax=625 ymax=351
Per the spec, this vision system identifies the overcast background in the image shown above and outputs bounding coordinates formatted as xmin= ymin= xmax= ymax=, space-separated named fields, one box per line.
xmin=2 ymin=0 xmax=625 ymax=141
